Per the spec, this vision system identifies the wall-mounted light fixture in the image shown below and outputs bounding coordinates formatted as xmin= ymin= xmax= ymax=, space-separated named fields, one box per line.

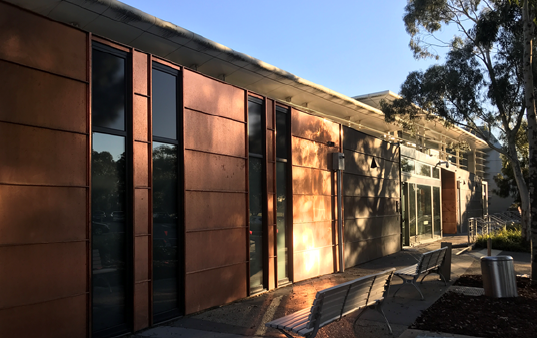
xmin=434 ymin=160 xmax=449 ymax=169
xmin=371 ymin=157 xmax=378 ymax=169
xmin=327 ymin=141 xmax=335 ymax=147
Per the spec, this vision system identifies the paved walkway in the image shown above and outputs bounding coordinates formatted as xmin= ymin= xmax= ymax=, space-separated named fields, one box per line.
xmin=132 ymin=235 xmax=530 ymax=338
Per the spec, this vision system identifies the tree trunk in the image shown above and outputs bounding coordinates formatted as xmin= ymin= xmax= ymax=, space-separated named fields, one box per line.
xmin=522 ymin=0 xmax=537 ymax=285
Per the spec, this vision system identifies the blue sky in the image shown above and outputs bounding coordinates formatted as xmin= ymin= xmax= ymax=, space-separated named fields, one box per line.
xmin=120 ymin=0 xmax=444 ymax=98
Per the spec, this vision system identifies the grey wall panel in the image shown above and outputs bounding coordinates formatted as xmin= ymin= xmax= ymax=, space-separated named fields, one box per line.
xmin=344 ymin=216 xmax=400 ymax=243
xmin=344 ymin=149 xmax=399 ymax=180
xmin=343 ymin=197 xmax=398 ymax=219
xmin=343 ymin=173 xmax=399 ymax=198
xmin=344 ymin=234 xmax=400 ymax=268
xmin=342 ymin=126 xmax=399 ymax=161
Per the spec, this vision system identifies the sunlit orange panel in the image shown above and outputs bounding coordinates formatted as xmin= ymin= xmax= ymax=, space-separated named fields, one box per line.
xmin=0 ymin=123 xmax=86 ymax=186
xmin=185 ymin=264 xmax=247 ymax=314
xmin=291 ymin=109 xmax=339 ymax=146
xmin=293 ymin=245 xmax=334 ymax=282
xmin=291 ymin=137 xmax=329 ymax=170
xmin=0 ymin=242 xmax=86 ymax=309
xmin=0 ymin=185 xmax=86 ymax=245
xmin=292 ymin=166 xmax=313 ymax=195
xmin=133 ymin=95 xmax=149 ymax=142
xmin=0 ymin=61 xmax=86 ymax=133
xmin=134 ymin=236 xmax=150 ymax=281
xmin=0 ymin=2 xmax=86 ymax=81
xmin=0 ymin=295 xmax=86 ymax=338
xmin=133 ymin=51 xmax=148 ymax=95
xmin=185 ymin=191 xmax=246 ymax=231
xmin=184 ymin=151 xmax=246 ymax=192
xmin=134 ymin=189 xmax=150 ymax=235
xmin=184 ymin=109 xmax=246 ymax=157
xmin=293 ymin=221 xmax=332 ymax=252
xmin=267 ymin=131 xmax=274 ymax=161
xmin=313 ymin=195 xmax=333 ymax=222
xmin=267 ymin=194 xmax=274 ymax=225
xmin=266 ymin=99 xmax=274 ymax=130
xmin=292 ymin=195 xmax=314 ymax=224
xmin=134 ymin=141 xmax=149 ymax=188
xmin=134 ymin=282 xmax=150 ymax=331
xmin=185 ymin=228 xmax=246 ymax=273
xmin=183 ymin=70 xmax=246 ymax=121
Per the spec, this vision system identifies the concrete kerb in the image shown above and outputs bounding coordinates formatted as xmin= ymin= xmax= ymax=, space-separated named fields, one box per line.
xmin=132 ymin=235 xmax=528 ymax=338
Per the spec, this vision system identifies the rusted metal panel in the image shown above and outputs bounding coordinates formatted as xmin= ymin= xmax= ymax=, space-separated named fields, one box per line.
xmin=266 ymin=99 xmax=274 ymax=130
xmin=0 ymin=242 xmax=86 ymax=309
xmin=291 ymin=109 xmax=339 ymax=146
xmin=185 ymin=228 xmax=246 ymax=273
xmin=344 ymin=234 xmax=400 ymax=268
xmin=133 ymin=51 xmax=148 ymax=96
xmin=183 ymin=70 xmax=246 ymax=122
xmin=313 ymin=195 xmax=333 ymax=222
xmin=319 ymin=170 xmax=334 ymax=196
xmin=267 ymin=194 xmax=274 ymax=226
xmin=0 ymin=2 xmax=87 ymax=81
xmin=267 ymin=163 xmax=275 ymax=195
xmin=344 ymin=216 xmax=401 ymax=243
xmin=0 ymin=123 xmax=86 ymax=186
xmin=134 ymin=236 xmax=150 ymax=282
xmin=267 ymin=131 xmax=274 ymax=163
xmin=292 ymin=166 xmax=313 ymax=195
xmin=184 ymin=109 xmax=246 ymax=157
xmin=184 ymin=151 xmax=246 ymax=192
xmin=292 ymin=195 xmax=314 ymax=224
xmin=133 ymin=95 xmax=149 ymax=142
xmin=343 ymin=197 xmax=398 ymax=219
xmin=134 ymin=141 xmax=149 ymax=188
xmin=0 ymin=185 xmax=86 ymax=245
xmin=293 ymin=221 xmax=333 ymax=252
xmin=291 ymin=137 xmax=330 ymax=170
xmin=0 ymin=61 xmax=86 ymax=133
xmin=133 ymin=282 xmax=150 ymax=331
xmin=134 ymin=189 xmax=150 ymax=235
xmin=0 ymin=294 xmax=87 ymax=338
xmin=185 ymin=263 xmax=247 ymax=314
xmin=293 ymin=245 xmax=334 ymax=282
xmin=185 ymin=191 xmax=246 ymax=231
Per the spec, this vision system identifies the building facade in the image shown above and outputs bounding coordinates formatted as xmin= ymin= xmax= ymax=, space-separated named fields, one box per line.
xmin=0 ymin=1 xmax=488 ymax=337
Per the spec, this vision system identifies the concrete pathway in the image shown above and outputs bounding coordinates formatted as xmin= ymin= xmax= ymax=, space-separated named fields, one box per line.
xmin=132 ymin=235 xmax=530 ymax=338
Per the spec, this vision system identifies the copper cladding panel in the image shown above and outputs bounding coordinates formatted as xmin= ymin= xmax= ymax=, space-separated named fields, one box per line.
xmin=0 ymin=185 xmax=86 ymax=245
xmin=184 ymin=109 xmax=246 ymax=157
xmin=0 ymin=61 xmax=86 ymax=133
xmin=293 ymin=221 xmax=333 ymax=252
xmin=133 ymin=95 xmax=149 ymax=142
xmin=184 ymin=151 xmax=246 ymax=191
xmin=293 ymin=195 xmax=314 ymax=224
xmin=293 ymin=245 xmax=334 ymax=282
xmin=134 ymin=141 xmax=150 ymax=187
xmin=292 ymin=167 xmax=313 ymax=195
xmin=185 ymin=228 xmax=246 ymax=273
xmin=0 ymin=123 xmax=86 ymax=186
xmin=266 ymin=99 xmax=274 ymax=130
xmin=185 ymin=191 xmax=246 ymax=231
xmin=133 ymin=51 xmax=149 ymax=96
xmin=267 ymin=131 xmax=274 ymax=163
xmin=0 ymin=242 xmax=86 ymax=309
xmin=134 ymin=236 xmax=150 ymax=281
xmin=134 ymin=282 xmax=150 ymax=331
xmin=134 ymin=189 xmax=150 ymax=235
xmin=0 ymin=2 xmax=86 ymax=81
xmin=183 ymin=70 xmax=246 ymax=121
xmin=185 ymin=264 xmax=247 ymax=314
xmin=267 ymin=194 xmax=274 ymax=226
xmin=291 ymin=137 xmax=330 ymax=170
xmin=313 ymin=195 xmax=333 ymax=222
xmin=291 ymin=109 xmax=339 ymax=146
xmin=0 ymin=295 xmax=86 ymax=338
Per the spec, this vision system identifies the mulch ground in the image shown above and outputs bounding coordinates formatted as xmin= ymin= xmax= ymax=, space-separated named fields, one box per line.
xmin=410 ymin=275 xmax=537 ymax=338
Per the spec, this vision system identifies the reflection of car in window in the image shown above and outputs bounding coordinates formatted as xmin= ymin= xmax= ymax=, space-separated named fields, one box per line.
xmin=92 ymin=210 xmax=106 ymax=222
xmin=111 ymin=211 xmax=125 ymax=221
xmin=92 ymin=221 xmax=110 ymax=235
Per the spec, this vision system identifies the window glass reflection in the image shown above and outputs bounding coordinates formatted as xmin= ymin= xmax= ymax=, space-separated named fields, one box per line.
xmin=152 ymin=69 xmax=177 ymax=139
xmin=248 ymin=100 xmax=263 ymax=155
xmin=402 ymin=157 xmax=414 ymax=173
xmin=91 ymin=132 xmax=127 ymax=333
xmin=249 ymin=157 xmax=264 ymax=293
xmin=433 ymin=167 xmax=440 ymax=179
xmin=92 ymin=49 xmax=125 ymax=131
xmin=276 ymin=162 xmax=288 ymax=282
xmin=276 ymin=110 xmax=288 ymax=159
xmin=152 ymin=142 xmax=179 ymax=316
xmin=433 ymin=187 xmax=442 ymax=237
xmin=417 ymin=185 xmax=432 ymax=239
xmin=409 ymin=183 xmax=416 ymax=237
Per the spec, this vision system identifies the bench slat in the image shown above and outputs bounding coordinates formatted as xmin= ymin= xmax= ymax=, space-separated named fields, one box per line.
xmin=280 ymin=314 xmax=311 ymax=331
xmin=266 ymin=308 xmax=311 ymax=329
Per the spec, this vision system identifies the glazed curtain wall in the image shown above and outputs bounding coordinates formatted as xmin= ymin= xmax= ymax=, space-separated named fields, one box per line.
xmin=0 ymin=2 xmax=89 ymax=337
xmin=342 ymin=127 xmax=401 ymax=267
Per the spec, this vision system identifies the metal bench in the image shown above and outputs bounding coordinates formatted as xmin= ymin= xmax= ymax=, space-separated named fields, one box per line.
xmin=265 ymin=269 xmax=395 ymax=338
xmin=392 ymin=247 xmax=448 ymax=300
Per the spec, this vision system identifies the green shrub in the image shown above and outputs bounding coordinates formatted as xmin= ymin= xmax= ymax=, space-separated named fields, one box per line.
xmin=475 ymin=226 xmax=530 ymax=252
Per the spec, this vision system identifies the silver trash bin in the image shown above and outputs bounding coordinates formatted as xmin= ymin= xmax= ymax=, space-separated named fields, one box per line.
xmin=480 ymin=256 xmax=518 ymax=298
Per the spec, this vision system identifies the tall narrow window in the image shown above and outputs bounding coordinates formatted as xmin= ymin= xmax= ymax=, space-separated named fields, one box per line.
xmin=91 ymin=43 xmax=129 ymax=337
xmin=433 ymin=187 xmax=441 ymax=237
xmin=152 ymin=63 xmax=181 ymax=320
xmin=276 ymin=106 xmax=289 ymax=283
xmin=248 ymin=97 xmax=264 ymax=293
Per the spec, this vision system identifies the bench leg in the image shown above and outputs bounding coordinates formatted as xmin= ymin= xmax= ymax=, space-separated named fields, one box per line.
xmin=419 ymin=271 xmax=447 ymax=286
xmin=353 ymin=305 xmax=393 ymax=335
xmin=392 ymin=275 xmax=424 ymax=300
xmin=278 ymin=329 xmax=298 ymax=338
